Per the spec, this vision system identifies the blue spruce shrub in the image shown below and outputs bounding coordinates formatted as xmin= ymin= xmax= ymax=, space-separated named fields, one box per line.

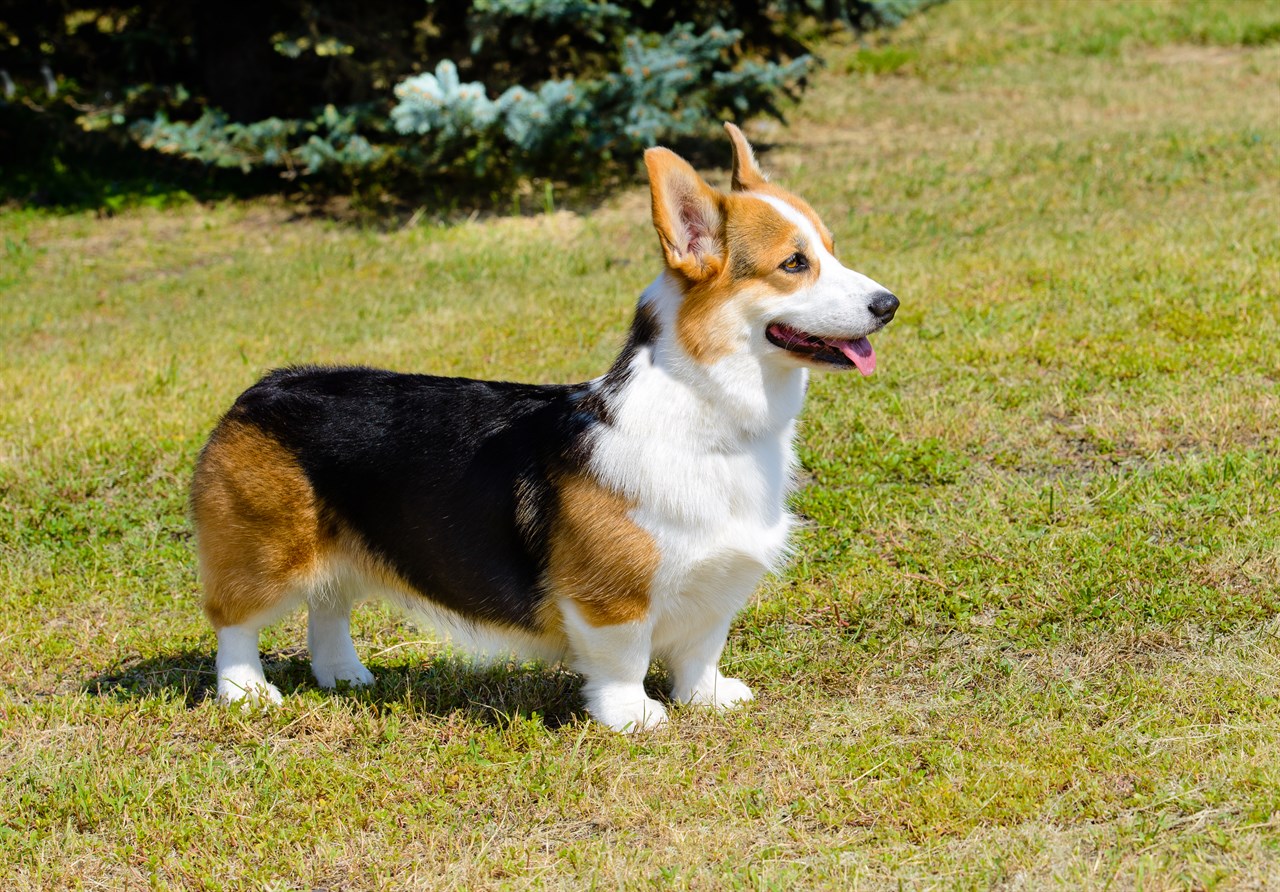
xmin=387 ymin=21 xmax=814 ymax=175
xmin=16 ymin=0 xmax=944 ymax=190
xmin=133 ymin=105 xmax=382 ymax=176
xmin=391 ymin=61 xmax=501 ymax=143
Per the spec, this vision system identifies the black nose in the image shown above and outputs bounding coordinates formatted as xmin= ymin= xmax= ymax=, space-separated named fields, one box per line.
xmin=869 ymin=290 xmax=899 ymax=322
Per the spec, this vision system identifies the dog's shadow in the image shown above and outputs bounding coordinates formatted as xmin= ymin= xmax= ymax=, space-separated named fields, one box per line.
xmin=83 ymin=649 xmax=671 ymax=731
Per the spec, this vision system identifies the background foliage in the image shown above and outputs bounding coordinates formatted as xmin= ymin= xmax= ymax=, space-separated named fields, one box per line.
xmin=0 ymin=0 xmax=937 ymax=204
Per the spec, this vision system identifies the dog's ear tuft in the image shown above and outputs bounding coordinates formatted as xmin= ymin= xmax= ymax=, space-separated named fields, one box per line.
xmin=644 ymin=147 xmax=725 ymax=281
xmin=724 ymin=122 xmax=767 ymax=192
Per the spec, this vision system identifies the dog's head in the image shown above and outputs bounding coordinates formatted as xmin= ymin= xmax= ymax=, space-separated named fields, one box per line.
xmin=644 ymin=123 xmax=897 ymax=376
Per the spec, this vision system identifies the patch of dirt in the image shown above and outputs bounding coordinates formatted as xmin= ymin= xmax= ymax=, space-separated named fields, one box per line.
xmin=1140 ymin=45 xmax=1250 ymax=67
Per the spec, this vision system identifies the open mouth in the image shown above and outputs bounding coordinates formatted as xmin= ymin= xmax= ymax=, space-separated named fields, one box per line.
xmin=765 ymin=322 xmax=876 ymax=376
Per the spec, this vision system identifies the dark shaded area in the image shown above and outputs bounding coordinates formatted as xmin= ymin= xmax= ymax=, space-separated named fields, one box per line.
xmin=0 ymin=95 xmax=781 ymax=221
xmin=0 ymin=103 xmax=277 ymax=211
xmin=0 ymin=1 xmax=846 ymax=113
xmin=0 ymin=0 xmax=874 ymax=216
xmin=83 ymin=646 xmax=664 ymax=731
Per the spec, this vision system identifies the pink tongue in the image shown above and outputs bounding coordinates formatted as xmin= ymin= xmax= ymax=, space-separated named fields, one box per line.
xmin=837 ymin=337 xmax=876 ymax=376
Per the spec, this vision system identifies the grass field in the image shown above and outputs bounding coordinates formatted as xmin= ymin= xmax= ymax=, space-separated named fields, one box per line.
xmin=3 ymin=0 xmax=1279 ymax=888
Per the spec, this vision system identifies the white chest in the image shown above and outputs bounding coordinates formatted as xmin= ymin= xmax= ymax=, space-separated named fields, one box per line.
xmin=588 ymin=368 xmax=801 ymax=615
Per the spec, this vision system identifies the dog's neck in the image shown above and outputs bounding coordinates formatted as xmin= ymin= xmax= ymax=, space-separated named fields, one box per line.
xmin=598 ymin=273 xmax=809 ymax=446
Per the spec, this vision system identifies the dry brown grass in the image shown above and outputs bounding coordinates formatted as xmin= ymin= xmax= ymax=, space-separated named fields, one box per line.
xmin=3 ymin=0 xmax=1279 ymax=888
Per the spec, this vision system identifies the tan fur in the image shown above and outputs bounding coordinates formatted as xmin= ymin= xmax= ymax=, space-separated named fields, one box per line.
xmin=724 ymin=122 xmax=767 ymax=192
xmin=723 ymin=195 xmax=818 ymax=288
xmin=545 ymin=472 xmax=659 ymax=627
xmin=750 ymin=182 xmax=836 ymax=255
xmin=646 ymin=130 xmax=836 ymax=367
xmin=328 ymin=525 xmax=419 ymax=605
xmin=194 ymin=422 xmax=469 ymax=631
xmin=674 ymin=193 xmax=819 ymax=364
xmin=191 ymin=421 xmax=328 ymax=628
xmin=673 ymin=275 xmax=739 ymax=364
xmin=723 ymin=122 xmax=835 ymax=254
xmin=644 ymin=147 xmax=726 ymax=282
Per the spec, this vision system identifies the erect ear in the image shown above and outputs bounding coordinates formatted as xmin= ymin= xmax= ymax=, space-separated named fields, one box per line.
xmin=723 ymin=122 xmax=767 ymax=192
xmin=643 ymin=147 xmax=725 ymax=281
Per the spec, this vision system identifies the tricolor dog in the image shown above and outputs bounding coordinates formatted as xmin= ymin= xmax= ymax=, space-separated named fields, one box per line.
xmin=192 ymin=123 xmax=898 ymax=731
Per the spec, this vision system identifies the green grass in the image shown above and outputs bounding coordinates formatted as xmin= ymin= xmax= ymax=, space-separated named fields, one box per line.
xmin=3 ymin=0 xmax=1280 ymax=887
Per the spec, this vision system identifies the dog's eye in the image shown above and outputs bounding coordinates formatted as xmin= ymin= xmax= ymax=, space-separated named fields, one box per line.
xmin=779 ymin=253 xmax=808 ymax=273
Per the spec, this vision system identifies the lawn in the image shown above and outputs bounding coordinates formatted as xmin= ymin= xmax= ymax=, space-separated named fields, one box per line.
xmin=2 ymin=0 xmax=1279 ymax=888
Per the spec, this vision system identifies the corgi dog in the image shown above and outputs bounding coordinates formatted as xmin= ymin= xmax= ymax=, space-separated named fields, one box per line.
xmin=192 ymin=123 xmax=898 ymax=731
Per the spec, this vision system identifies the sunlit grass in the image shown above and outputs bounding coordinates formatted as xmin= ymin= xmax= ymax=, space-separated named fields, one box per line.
xmin=2 ymin=0 xmax=1279 ymax=888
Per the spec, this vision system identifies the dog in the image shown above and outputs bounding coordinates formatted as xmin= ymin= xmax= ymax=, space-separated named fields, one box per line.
xmin=191 ymin=123 xmax=898 ymax=731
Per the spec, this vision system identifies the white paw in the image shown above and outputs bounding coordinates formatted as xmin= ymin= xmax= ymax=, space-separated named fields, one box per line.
xmin=683 ymin=675 xmax=754 ymax=710
xmin=217 ymin=676 xmax=283 ymax=707
xmin=312 ymin=661 xmax=376 ymax=689
xmin=586 ymin=687 xmax=669 ymax=733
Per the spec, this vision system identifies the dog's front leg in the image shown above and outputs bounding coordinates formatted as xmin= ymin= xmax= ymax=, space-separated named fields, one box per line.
xmin=561 ymin=603 xmax=666 ymax=732
xmin=667 ymin=616 xmax=754 ymax=710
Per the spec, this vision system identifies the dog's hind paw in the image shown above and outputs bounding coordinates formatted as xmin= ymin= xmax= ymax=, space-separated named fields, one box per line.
xmin=312 ymin=661 xmax=376 ymax=690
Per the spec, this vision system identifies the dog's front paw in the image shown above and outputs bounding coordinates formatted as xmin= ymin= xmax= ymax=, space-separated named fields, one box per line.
xmin=683 ymin=675 xmax=754 ymax=710
xmin=217 ymin=676 xmax=283 ymax=707
xmin=312 ymin=660 xmax=376 ymax=690
xmin=585 ymin=685 xmax=669 ymax=732
xmin=600 ymin=697 xmax=669 ymax=733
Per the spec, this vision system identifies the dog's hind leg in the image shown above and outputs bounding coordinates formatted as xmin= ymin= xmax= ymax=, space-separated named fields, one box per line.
xmin=215 ymin=621 xmax=284 ymax=704
xmin=192 ymin=420 xmax=327 ymax=706
xmin=206 ymin=578 xmax=310 ymax=705
xmin=308 ymin=584 xmax=375 ymax=690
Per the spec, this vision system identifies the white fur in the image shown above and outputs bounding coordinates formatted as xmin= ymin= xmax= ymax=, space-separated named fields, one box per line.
xmin=561 ymin=602 xmax=667 ymax=731
xmin=308 ymin=589 xmax=376 ymax=689
xmin=392 ymin=595 xmax=567 ymax=665
xmin=216 ymin=624 xmax=283 ymax=705
xmin=574 ymin=275 xmax=802 ymax=724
